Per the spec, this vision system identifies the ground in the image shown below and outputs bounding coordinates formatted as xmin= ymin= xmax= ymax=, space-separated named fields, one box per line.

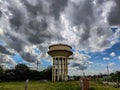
xmin=0 ymin=81 xmax=119 ymax=90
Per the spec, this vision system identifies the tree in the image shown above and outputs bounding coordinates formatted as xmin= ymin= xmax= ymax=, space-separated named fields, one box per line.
xmin=112 ymin=71 xmax=120 ymax=81
xmin=4 ymin=69 xmax=15 ymax=81
xmin=29 ymin=70 xmax=42 ymax=80
xmin=42 ymin=66 xmax=52 ymax=80
xmin=0 ymin=66 xmax=4 ymax=80
xmin=14 ymin=64 xmax=30 ymax=81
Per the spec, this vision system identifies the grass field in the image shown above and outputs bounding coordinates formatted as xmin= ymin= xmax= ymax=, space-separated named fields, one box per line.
xmin=0 ymin=81 xmax=120 ymax=90
xmin=89 ymin=81 xmax=120 ymax=90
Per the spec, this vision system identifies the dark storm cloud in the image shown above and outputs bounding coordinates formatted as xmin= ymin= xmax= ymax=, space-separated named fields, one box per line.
xmin=8 ymin=7 xmax=24 ymax=29
xmin=68 ymin=0 xmax=95 ymax=26
xmin=4 ymin=32 xmax=37 ymax=62
xmin=0 ymin=0 xmax=64 ymax=62
xmin=71 ymin=62 xmax=87 ymax=71
xmin=97 ymin=0 xmax=106 ymax=4
xmin=20 ymin=52 xmax=37 ymax=62
xmin=108 ymin=0 xmax=120 ymax=25
xmin=27 ymin=19 xmax=49 ymax=44
xmin=0 ymin=0 xmax=117 ymax=64
xmin=0 ymin=45 xmax=12 ymax=55
xmin=3 ymin=0 xmax=49 ymax=44
xmin=4 ymin=32 xmax=27 ymax=52
xmin=65 ymin=0 xmax=95 ymax=44
xmin=22 ymin=0 xmax=45 ymax=16
xmin=49 ymin=0 xmax=68 ymax=19
xmin=0 ymin=10 xmax=2 ymax=18
xmin=76 ymin=65 xmax=87 ymax=71
xmin=6 ymin=0 xmax=63 ymax=45
xmin=0 ymin=54 xmax=16 ymax=65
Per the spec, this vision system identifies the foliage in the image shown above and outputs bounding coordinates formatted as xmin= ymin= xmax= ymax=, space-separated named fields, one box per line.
xmin=110 ymin=71 xmax=120 ymax=81
xmin=0 ymin=66 xmax=4 ymax=80
xmin=42 ymin=66 xmax=52 ymax=80
xmin=14 ymin=64 xmax=30 ymax=81
xmin=1 ymin=64 xmax=52 ymax=81
xmin=4 ymin=69 xmax=15 ymax=81
xmin=2 ymin=63 xmax=120 ymax=82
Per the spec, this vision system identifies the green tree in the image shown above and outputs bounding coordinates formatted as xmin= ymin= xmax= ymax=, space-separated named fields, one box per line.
xmin=14 ymin=64 xmax=30 ymax=81
xmin=4 ymin=69 xmax=15 ymax=81
xmin=0 ymin=66 xmax=4 ymax=80
xmin=42 ymin=66 xmax=52 ymax=80
xmin=29 ymin=70 xmax=42 ymax=80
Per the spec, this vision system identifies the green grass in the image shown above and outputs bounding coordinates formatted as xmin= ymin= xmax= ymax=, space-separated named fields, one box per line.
xmin=0 ymin=81 xmax=119 ymax=90
xmin=89 ymin=81 xmax=120 ymax=90
xmin=0 ymin=81 xmax=80 ymax=90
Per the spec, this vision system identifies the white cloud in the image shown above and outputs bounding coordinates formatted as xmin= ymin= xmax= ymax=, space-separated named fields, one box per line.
xmin=68 ymin=51 xmax=91 ymax=71
xmin=108 ymin=62 xmax=115 ymax=67
xmin=0 ymin=53 xmax=17 ymax=69
xmin=110 ymin=52 xmax=116 ymax=57
xmin=0 ymin=27 xmax=4 ymax=35
xmin=88 ymin=61 xmax=94 ymax=64
xmin=21 ymin=45 xmax=41 ymax=62
xmin=111 ymin=27 xmax=120 ymax=44
xmin=118 ymin=56 xmax=120 ymax=60
xmin=103 ymin=57 xmax=110 ymax=60
xmin=96 ymin=63 xmax=106 ymax=67
xmin=73 ymin=51 xmax=91 ymax=61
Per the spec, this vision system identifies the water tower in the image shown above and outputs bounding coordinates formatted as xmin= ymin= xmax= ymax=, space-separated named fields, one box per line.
xmin=48 ymin=44 xmax=73 ymax=81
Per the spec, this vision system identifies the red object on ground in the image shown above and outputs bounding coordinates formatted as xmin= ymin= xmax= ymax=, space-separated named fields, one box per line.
xmin=80 ymin=78 xmax=89 ymax=90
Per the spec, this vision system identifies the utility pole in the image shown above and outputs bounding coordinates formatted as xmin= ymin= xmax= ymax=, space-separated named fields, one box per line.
xmin=83 ymin=72 xmax=85 ymax=78
xmin=107 ymin=65 xmax=110 ymax=83
xmin=36 ymin=60 xmax=41 ymax=71
xmin=107 ymin=65 xmax=109 ymax=76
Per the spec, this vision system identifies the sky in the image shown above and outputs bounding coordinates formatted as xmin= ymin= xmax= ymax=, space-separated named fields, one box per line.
xmin=0 ymin=0 xmax=120 ymax=76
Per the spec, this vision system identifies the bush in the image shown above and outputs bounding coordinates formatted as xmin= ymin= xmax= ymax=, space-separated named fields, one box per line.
xmin=89 ymin=87 xmax=95 ymax=90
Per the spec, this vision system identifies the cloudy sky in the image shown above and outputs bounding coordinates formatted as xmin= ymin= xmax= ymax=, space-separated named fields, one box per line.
xmin=0 ymin=0 xmax=120 ymax=75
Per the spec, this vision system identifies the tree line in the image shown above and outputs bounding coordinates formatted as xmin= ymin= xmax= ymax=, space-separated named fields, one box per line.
xmin=0 ymin=64 xmax=52 ymax=81
xmin=87 ymin=71 xmax=120 ymax=82
xmin=0 ymin=64 xmax=120 ymax=82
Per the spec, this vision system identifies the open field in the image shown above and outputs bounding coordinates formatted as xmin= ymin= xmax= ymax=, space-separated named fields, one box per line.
xmin=90 ymin=81 xmax=120 ymax=90
xmin=0 ymin=81 xmax=120 ymax=90
xmin=0 ymin=81 xmax=80 ymax=90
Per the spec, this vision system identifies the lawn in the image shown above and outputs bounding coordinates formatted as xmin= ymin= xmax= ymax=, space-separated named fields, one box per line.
xmin=0 ymin=81 xmax=119 ymax=90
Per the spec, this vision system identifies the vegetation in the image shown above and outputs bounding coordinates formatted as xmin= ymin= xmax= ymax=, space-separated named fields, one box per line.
xmin=0 ymin=81 xmax=120 ymax=90
xmin=1 ymin=64 xmax=52 ymax=81
xmin=0 ymin=66 xmax=4 ymax=81
xmin=89 ymin=71 xmax=120 ymax=83
xmin=110 ymin=71 xmax=120 ymax=82
xmin=89 ymin=81 xmax=120 ymax=90
xmin=0 ymin=81 xmax=80 ymax=90
xmin=1 ymin=63 xmax=120 ymax=82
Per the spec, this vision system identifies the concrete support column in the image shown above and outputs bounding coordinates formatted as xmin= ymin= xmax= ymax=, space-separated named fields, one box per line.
xmin=61 ymin=58 xmax=63 ymax=81
xmin=52 ymin=68 xmax=53 ymax=81
xmin=53 ymin=58 xmax=56 ymax=82
xmin=52 ymin=56 xmax=69 ymax=81
xmin=65 ymin=59 xmax=68 ymax=81
xmin=64 ymin=58 xmax=67 ymax=81
xmin=52 ymin=58 xmax=53 ymax=81
xmin=64 ymin=59 xmax=66 ymax=80
xmin=57 ymin=58 xmax=59 ymax=81
xmin=55 ymin=59 xmax=56 ymax=81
